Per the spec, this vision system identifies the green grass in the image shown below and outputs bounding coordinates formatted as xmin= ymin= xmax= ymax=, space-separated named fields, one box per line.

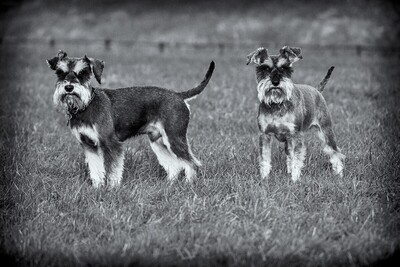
xmin=0 ymin=43 xmax=399 ymax=266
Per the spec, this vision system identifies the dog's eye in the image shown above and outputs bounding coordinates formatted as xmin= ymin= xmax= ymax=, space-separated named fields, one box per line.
xmin=56 ymin=69 xmax=67 ymax=79
xmin=76 ymin=68 xmax=91 ymax=82
xmin=280 ymin=65 xmax=290 ymax=71
xmin=260 ymin=65 xmax=271 ymax=72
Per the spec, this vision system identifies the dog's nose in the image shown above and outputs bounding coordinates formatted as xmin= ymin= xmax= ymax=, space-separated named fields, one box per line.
xmin=65 ymin=85 xmax=74 ymax=92
xmin=272 ymin=80 xmax=280 ymax=86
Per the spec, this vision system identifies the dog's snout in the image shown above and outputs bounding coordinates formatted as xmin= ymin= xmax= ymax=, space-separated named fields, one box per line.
xmin=270 ymin=69 xmax=281 ymax=86
xmin=271 ymin=79 xmax=280 ymax=86
xmin=65 ymin=84 xmax=74 ymax=92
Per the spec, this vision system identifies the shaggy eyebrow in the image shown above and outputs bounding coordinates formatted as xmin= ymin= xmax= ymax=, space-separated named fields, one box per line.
xmin=56 ymin=68 xmax=67 ymax=73
xmin=73 ymin=61 xmax=89 ymax=74
xmin=57 ymin=61 xmax=69 ymax=72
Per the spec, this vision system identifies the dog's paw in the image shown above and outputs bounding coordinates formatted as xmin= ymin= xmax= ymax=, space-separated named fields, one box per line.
xmin=330 ymin=152 xmax=345 ymax=177
xmin=259 ymin=161 xmax=271 ymax=179
xmin=291 ymin=171 xmax=301 ymax=182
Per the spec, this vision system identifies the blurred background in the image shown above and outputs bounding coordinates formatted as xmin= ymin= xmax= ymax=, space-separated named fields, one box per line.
xmin=1 ymin=1 xmax=400 ymax=266
xmin=1 ymin=0 xmax=399 ymax=56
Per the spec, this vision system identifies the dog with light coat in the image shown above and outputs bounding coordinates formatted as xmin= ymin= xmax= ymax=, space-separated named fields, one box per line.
xmin=246 ymin=46 xmax=344 ymax=181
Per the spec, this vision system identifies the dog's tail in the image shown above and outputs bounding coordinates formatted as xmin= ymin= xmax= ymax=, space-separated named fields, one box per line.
xmin=178 ymin=61 xmax=215 ymax=100
xmin=317 ymin=66 xmax=335 ymax=92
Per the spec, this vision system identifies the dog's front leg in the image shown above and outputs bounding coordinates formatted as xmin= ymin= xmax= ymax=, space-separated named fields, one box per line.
xmin=105 ymin=143 xmax=125 ymax=188
xmin=287 ymin=136 xmax=306 ymax=181
xmin=84 ymin=148 xmax=106 ymax=188
xmin=259 ymin=134 xmax=272 ymax=179
xmin=284 ymin=140 xmax=292 ymax=174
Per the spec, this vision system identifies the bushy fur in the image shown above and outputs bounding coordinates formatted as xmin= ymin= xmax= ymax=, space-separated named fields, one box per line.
xmin=247 ymin=46 xmax=344 ymax=181
xmin=47 ymin=50 xmax=215 ymax=187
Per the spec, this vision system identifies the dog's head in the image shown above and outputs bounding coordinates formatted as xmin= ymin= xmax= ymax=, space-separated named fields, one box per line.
xmin=246 ymin=46 xmax=302 ymax=105
xmin=47 ymin=50 xmax=104 ymax=113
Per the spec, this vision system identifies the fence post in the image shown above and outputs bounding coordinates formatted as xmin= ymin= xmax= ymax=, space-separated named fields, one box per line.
xmin=49 ymin=38 xmax=55 ymax=47
xmin=356 ymin=45 xmax=362 ymax=57
xmin=218 ymin=43 xmax=225 ymax=55
xmin=158 ymin=42 xmax=165 ymax=53
xmin=105 ymin=38 xmax=111 ymax=50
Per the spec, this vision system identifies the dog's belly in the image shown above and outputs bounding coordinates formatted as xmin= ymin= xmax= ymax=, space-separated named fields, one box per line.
xmin=115 ymin=123 xmax=144 ymax=141
xmin=265 ymin=124 xmax=293 ymax=135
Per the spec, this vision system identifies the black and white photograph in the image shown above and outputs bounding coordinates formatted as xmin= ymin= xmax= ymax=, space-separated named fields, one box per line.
xmin=0 ymin=0 xmax=399 ymax=266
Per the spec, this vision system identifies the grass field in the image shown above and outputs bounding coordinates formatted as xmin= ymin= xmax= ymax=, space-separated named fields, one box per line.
xmin=1 ymin=1 xmax=400 ymax=267
xmin=1 ymin=43 xmax=399 ymax=266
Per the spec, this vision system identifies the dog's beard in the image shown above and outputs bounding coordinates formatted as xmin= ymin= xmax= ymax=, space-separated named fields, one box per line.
xmin=64 ymin=94 xmax=86 ymax=112
xmin=265 ymin=89 xmax=285 ymax=105
xmin=53 ymin=81 xmax=91 ymax=113
xmin=257 ymin=78 xmax=294 ymax=105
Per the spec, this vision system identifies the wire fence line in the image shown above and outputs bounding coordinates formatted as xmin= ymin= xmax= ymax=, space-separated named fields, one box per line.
xmin=1 ymin=36 xmax=399 ymax=56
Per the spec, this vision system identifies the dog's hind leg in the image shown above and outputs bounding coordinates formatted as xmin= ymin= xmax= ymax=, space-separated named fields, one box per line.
xmin=147 ymin=121 xmax=187 ymax=181
xmin=317 ymin=123 xmax=345 ymax=177
xmin=315 ymin=99 xmax=345 ymax=177
xmin=149 ymin=138 xmax=184 ymax=181
xmin=167 ymin=135 xmax=199 ymax=183
xmin=162 ymin=113 xmax=200 ymax=182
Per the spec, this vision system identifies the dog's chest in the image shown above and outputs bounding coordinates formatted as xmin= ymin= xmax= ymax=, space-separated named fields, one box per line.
xmin=71 ymin=124 xmax=99 ymax=149
xmin=258 ymin=112 xmax=296 ymax=137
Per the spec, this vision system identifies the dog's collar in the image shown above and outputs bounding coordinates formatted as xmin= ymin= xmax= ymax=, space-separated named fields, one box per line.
xmin=66 ymin=87 xmax=96 ymax=125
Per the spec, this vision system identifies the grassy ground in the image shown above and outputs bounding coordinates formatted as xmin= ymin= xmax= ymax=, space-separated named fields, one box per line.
xmin=1 ymin=42 xmax=399 ymax=266
xmin=1 ymin=1 xmax=400 ymax=266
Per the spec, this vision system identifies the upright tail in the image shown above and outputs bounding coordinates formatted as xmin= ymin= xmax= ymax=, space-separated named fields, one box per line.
xmin=317 ymin=66 xmax=335 ymax=92
xmin=178 ymin=61 xmax=215 ymax=100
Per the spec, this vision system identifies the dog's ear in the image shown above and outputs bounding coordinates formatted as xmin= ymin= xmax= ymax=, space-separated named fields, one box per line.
xmin=46 ymin=50 xmax=68 ymax=70
xmin=84 ymin=55 xmax=105 ymax=84
xmin=279 ymin=46 xmax=302 ymax=65
xmin=246 ymin=47 xmax=270 ymax=65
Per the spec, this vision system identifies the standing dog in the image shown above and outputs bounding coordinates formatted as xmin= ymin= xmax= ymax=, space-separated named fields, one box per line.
xmin=246 ymin=46 xmax=344 ymax=181
xmin=47 ymin=50 xmax=215 ymax=187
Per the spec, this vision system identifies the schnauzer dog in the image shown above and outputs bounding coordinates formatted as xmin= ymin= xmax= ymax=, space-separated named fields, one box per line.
xmin=47 ymin=50 xmax=215 ymax=187
xmin=246 ymin=46 xmax=345 ymax=181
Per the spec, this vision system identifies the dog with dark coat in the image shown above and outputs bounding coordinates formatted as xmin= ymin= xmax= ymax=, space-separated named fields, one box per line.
xmin=246 ymin=46 xmax=344 ymax=181
xmin=47 ymin=50 xmax=215 ymax=187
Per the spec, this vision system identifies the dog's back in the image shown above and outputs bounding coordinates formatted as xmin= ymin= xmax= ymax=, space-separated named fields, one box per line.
xmin=101 ymin=61 xmax=215 ymax=141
